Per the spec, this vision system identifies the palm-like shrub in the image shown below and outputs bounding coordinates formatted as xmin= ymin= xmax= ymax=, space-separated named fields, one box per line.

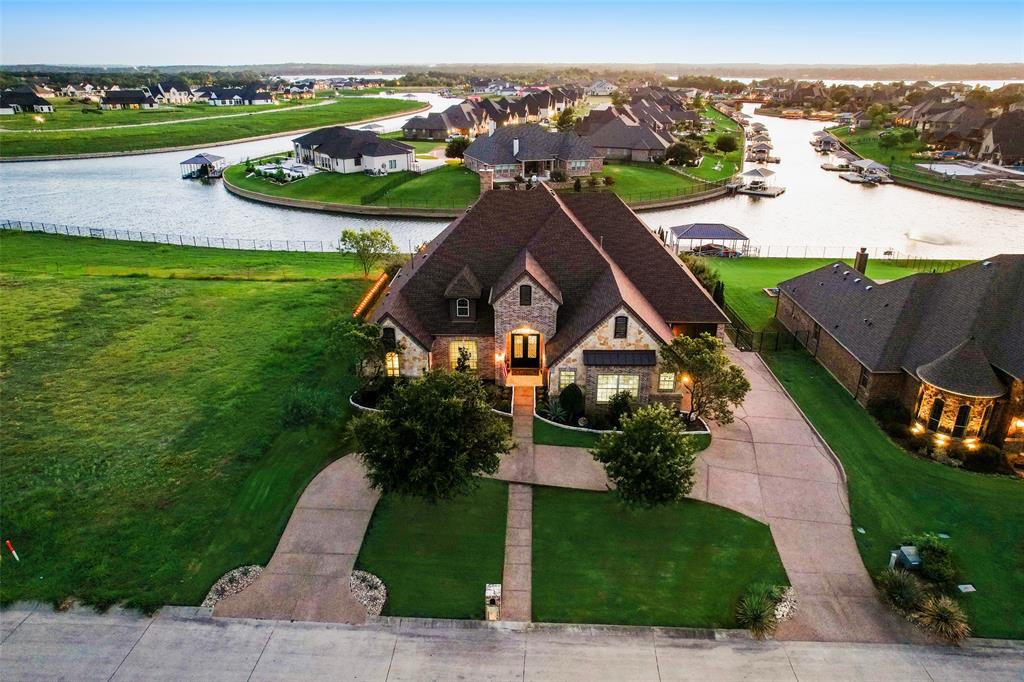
xmin=735 ymin=585 xmax=778 ymax=639
xmin=916 ymin=596 xmax=972 ymax=644
xmin=876 ymin=568 xmax=924 ymax=614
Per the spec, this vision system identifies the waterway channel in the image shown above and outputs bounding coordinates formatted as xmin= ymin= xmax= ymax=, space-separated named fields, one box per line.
xmin=1 ymin=99 xmax=1020 ymax=259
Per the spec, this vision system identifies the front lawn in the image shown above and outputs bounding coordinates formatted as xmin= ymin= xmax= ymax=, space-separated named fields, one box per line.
xmin=598 ymin=162 xmax=703 ymax=202
xmin=0 ymin=97 xmax=423 ymax=157
xmin=0 ymin=231 xmax=372 ymax=610
xmin=765 ymin=350 xmax=1024 ymax=639
xmin=712 ymin=257 xmax=970 ymax=331
xmin=225 ymin=163 xmax=478 ymax=210
xmin=532 ymin=487 xmax=787 ymax=627
xmin=355 ymin=479 xmax=508 ymax=619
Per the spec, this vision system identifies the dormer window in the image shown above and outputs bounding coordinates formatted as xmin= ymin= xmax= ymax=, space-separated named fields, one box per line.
xmin=519 ymin=284 xmax=532 ymax=306
xmin=456 ymin=298 xmax=470 ymax=318
xmin=614 ymin=315 xmax=628 ymax=338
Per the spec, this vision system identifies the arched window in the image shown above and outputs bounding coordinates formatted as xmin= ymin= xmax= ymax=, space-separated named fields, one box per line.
xmin=927 ymin=398 xmax=945 ymax=432
xmin=952 ymin=404 xmax=971 ymax=438
xmin=614 ymin=315 xmax=628 ymax=338
xmin=519 ymin=284 xmax=532 ymax=306
xmin=455 ymin=298 xmax=470 ymax=318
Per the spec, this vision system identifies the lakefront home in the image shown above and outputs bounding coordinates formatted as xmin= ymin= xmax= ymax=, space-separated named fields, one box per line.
xmin=463 ymin=124 xmax=603 ymax=181
xmin=100 ymin=90 xmax=158 ymax=110
xmin=369 ymin=187 xmax=727 ymax=412
xmin=0 ymin=91 xmax=55 ymax=114
xmin=292 ymin=126 xmax=414 ymax=174
xmin=775 ymin=256 xmax=1024 ymax=456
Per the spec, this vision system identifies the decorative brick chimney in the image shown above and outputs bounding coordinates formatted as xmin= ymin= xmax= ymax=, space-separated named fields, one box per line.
xmin=854 ymin=246 xmax=869 ymax=274
xmin=479 ymin=169 xmax=494 ymax=193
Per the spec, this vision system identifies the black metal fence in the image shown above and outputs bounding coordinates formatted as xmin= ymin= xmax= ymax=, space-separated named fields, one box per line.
xmin=1 ymin=219 xmax=342 ymax=253
xmin=726 ymin=324 xmax=810 ymax=352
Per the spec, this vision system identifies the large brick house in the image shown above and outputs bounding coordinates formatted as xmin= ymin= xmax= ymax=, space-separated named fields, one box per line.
xmin=463 ymin=124 xmax=603 ymax=182
xmin=369 ymin=187 xmax=727 ymax=411
xmin=775 ymin=256 xmax=1024 ymax=455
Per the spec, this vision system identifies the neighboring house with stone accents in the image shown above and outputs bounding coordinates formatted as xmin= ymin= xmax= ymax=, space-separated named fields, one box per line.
xmin=775 ymin=256 xmax=1024 ymax=457
xmin=463 ymin=124 xmax=603 ymax=182
xmin=369 ymin=187 xmax=727 ymax=412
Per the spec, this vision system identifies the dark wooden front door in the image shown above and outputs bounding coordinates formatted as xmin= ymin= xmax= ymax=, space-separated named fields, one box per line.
xmin=510 ymin=333 xmax=540 ymax=369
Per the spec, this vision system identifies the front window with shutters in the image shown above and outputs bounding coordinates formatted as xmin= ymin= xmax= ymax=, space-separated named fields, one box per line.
xmin=596 ymin=374 xmax=640 ymax=403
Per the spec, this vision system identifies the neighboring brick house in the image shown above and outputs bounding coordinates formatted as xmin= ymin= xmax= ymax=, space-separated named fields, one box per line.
xmin=775 ymin=256 xmax=1024 ymax=455
xmin=463 ymin=124 xmax=604 ymax=181
xmin=369 ymin=187 xmax=727 ymax=411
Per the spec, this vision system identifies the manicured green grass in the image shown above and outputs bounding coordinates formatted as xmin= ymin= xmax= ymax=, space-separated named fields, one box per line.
xmin=689 ymin=106 xmax=744 ymax=181
xmin=598 ymin=162 xmax=702 ymax=202
xmin=832 ymin=126 xmax=925 ymax=166
xmin=381 ymin=131 xmax=444 ymax=156
xmin=712 ymin=257 xmax=970 ymax=331
xmin=225 ymin=163 xmax=479 ymax=210
xmin=0 ymin=97 xmax=320 ymax=131
xmin=355 ymin=479 xmax=508 ymax=619
xmin=0 ymin=231 xmax=372 ymax=610
xmin=532 ymin=487 xmax=787 ymax=627
xmin=0 ymin=98 xmax=422 ymax=157
xmin=764 ymin=351 xmax=1024 ymax=639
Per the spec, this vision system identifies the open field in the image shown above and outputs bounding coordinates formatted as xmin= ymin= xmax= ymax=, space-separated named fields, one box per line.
xmin=0 ymin=231 xmax=372 ymax=611
xmin=532 ymin=487 xmax=787 ymax=627
xmin=355 ymin=479 xmax=508 ymax=619
xmin=711 ymin=257 xmax=971 ymax=331
xmin=765 ymin=350 xmax=1024 ymax=639
xmin=224 ymin=162 xmax=479 ymax=210
xmin=0 ymin=97 xmax=423 ymax=157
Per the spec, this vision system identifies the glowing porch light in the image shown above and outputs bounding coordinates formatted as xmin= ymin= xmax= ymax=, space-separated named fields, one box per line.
xmin=911 ymin=423 xmax=924 ymax=434
xmin=1015 ymin=418 xmax=1024 ymax=429
xmin=681 ymin=374 xmax=692 ymax=384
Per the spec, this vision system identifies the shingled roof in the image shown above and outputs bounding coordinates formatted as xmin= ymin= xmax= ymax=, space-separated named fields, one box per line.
xmin=779 ymin=255 xmax=1024 ymax=395
xmin=464 ymin=124 xmax=599 ymax=166
xmin=292 ymin=127 xmax=413 ymax=159
xmin=371 ymin=188 xmax=726 ymax=363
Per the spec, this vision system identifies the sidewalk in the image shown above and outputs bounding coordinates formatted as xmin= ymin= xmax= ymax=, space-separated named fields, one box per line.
xmin=3 ymin=604 xmax=1021 ymax=682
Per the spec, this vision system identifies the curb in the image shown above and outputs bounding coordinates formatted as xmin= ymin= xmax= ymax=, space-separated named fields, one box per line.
xmin=0 ymin=103 xmax=430 ymax=162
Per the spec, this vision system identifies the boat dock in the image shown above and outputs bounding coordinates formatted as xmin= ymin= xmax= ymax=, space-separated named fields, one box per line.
xmin=737 ymin=185 xmax=787 ymax=197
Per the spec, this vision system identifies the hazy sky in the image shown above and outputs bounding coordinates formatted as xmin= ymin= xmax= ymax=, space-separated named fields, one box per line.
xmin=2 ymin=0 xmax=1022 ymax=66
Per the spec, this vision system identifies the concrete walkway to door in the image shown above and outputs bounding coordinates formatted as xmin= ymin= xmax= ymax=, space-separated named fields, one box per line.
xmin=214 ymin=455 xmax=379 ymax=624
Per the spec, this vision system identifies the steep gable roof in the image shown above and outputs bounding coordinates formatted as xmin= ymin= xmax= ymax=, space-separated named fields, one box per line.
xmin=489 ymin=248 xmax=563 ymax=305
xmin=444 ymin=265 xmax=483 ymax=299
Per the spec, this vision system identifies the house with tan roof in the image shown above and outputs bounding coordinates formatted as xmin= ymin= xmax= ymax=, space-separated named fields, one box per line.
xmin=775 ymin=256 xmax=1024 ymax=456
xmin=370 ymin=187 xmax=727 ymax=411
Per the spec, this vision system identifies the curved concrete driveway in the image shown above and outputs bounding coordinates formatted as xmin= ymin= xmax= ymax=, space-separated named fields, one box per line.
xmin=691 ymin=348 xmax=925 ymax=644
xmin=214 ymin=455 xmax=379 ymax=624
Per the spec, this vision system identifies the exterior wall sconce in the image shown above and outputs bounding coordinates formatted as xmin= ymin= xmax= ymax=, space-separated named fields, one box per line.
xmin=911 ymin=423 xmax=924 ymax=434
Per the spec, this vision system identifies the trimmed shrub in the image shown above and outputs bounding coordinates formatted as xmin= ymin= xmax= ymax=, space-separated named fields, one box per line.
xmin=573 ymin=177 xmax=582 ymax=192
xmin=868 ymin=398 xmax=912 ymax=425
xmin=603 ymin=174 xmax=616 ymax=187
xmin=558 ymin=383 xmax=585 ymax=422
xmin=550 ymin=169 xmax=568 ymax=182
xmin=608 ymin=391 xmax=635 ymax=428
xmin=958 ymin=443 xmax=1009 ymax=474
xmin=735 ymin=584 xmax=778 ymax=638
xmin=913 ymin=534 xmax=957 ymax=585
xmin=876 ymin=568 xmax=924 ymax=614
xmin=916 ymin=596 xmax=972 ymax=644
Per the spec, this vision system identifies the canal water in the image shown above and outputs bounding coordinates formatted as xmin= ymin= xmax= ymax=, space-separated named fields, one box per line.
xmin=1 ymin=99 xmax=1021 ymax=258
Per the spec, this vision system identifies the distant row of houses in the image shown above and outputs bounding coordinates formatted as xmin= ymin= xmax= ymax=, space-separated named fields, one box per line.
xmin=575 ymin=87 xmax=701 ymax=162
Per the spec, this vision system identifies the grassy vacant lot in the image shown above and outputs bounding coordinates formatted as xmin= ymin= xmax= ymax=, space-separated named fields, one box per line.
xmin=765 ymin=351 xmax=1024 ymax=639
xmin=599 ymin=162 xmax=703 ymax=202
xmin=0 ymin=97 xmax=325 ymax=131
xmin=712 ymin=257 xmax=970 ymax=331
xmin=225 ymin=163 xmax=479 ymax=210
xmin=355 ymin=479 xmax=507 ymax=619
xmin=0 ymin=231 xmax=372 ymax=610
xmin=533 ymin=487 xmax=787 ymax=627
xmin=0 ymin=97 xmax=422 ymax=157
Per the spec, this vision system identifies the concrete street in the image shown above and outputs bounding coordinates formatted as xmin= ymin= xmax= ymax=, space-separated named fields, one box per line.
xmin=2 ymin=604 xmax=1022 ymax=681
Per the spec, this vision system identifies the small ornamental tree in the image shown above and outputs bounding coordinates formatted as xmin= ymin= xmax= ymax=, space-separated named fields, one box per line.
xmin=715 ymin=134 xmax=738 ymax=153
xmin=659 ymin=332 xmax=751 ymax=425
xmin=665 ymin=142 xmax=699 ymax=166
xmin=340 ymin=228 xmax=398 ymax=279
xmin=445 ymin=136 xmax=470 ymax=159
xmin=591 ymin=404 xmax=697 ymax=506
xmin=350 ymin=369 xmax=512 ymax=502
xmin=555 ymin=106 xmax=577 ymax=132
xmin=325 ymin=317 xmax=392 ymax=390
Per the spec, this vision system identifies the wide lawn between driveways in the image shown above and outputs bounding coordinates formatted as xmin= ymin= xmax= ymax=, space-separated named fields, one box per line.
xmin=355 ymin=479 xmax=508 ymax=619
xmin=532 ymin=487 xmax=787 ymax=628
xmin=765 ymin=350 xmax=1024 ymax=639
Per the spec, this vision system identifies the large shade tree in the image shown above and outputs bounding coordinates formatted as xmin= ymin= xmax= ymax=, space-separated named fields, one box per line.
xmin=660 ymin=332 xmax=751 ymax=425
xmin=350 ymin=369 xmax=512 ymax=502
xmin=591 ymin=404 xmax=698 ymax=506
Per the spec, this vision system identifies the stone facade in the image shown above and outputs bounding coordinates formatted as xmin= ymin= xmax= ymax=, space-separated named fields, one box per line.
xmin=430 ymin=335 xmax=495 ymax=380
xmin=492 ymin=275 xmax=558 ymax=381
xmin=547 ymin=306 xmax=666 ymax=410
xmin=381 ymin=322 xmax=429 ymax=377
xmin=913 ymin=383 xmax=998 ymax=440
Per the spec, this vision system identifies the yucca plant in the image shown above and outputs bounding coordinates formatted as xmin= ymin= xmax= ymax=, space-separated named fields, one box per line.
xmin=736 ymin=586 xmax=778 ymax=639
xmin=876 ymin=568 xmax=924 ymax=614
xmin=916 ymin=596 xmax=972 ymax=644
